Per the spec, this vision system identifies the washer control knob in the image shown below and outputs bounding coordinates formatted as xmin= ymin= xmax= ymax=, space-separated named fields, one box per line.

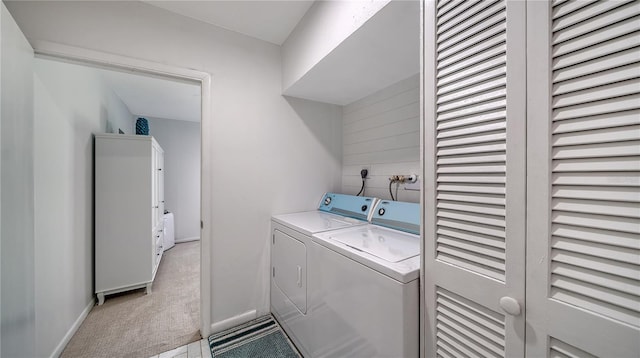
xmin=324 ymin=197 xmax=331 ymax=205
xmin=378 ymin=208 xmax=385 ymax=216
xmin=361 ymin=205 xmax=368 ymax=212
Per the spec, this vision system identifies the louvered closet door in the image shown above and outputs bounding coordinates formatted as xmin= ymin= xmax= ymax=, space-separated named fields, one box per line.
xmin=526 ymin=1 xmax=640 ymax=356
xmin=422 ymin=0 xmax=526 ymax=357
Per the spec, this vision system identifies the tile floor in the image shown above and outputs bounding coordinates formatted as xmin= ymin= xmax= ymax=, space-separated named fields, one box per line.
xmin=150 ymin=338 xmax=210 ymax=358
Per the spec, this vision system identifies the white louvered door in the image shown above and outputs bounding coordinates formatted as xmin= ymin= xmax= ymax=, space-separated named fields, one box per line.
xmin=423 ymin=0 xmax=527 ymax=356
xmin=526 ymin=1 xmax=640 ymax=356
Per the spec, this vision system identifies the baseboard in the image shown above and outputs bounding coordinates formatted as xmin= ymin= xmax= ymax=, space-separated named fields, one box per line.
xmin=210 ymin=310 xmax=257 ymax=334
xmin=176 ymin=236 xmax=200 ymax=243
xmin=50 ymin=298 xmax=95 ymax=358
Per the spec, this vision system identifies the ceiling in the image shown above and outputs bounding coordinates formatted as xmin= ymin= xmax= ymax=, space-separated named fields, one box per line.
xmin=143 ymin=0 xmax=315 ymax=45
xmin=97 ymin=0 xmax=316 ymax=121
xmin=95 ymin=0 xmax=417 ymax=118
xmin=100 ymin=69 xmax=202 ymax=122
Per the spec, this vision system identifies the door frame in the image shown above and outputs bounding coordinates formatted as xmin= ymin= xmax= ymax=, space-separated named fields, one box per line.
xmin=31 ymin=40 xmax=213 ymax=338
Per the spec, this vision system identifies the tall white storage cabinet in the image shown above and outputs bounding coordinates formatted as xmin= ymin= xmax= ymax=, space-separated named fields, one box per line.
xmin=95 ymin=134 xmax=165 ymax=305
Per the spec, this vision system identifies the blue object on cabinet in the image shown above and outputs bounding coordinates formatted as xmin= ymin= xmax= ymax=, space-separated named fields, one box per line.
xmin=136 ymin=117 xmax=149 ymax=135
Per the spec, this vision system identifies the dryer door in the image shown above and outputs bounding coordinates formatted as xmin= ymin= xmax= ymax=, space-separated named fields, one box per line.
xmin=272 ymin=229 xmax=307 ymax=314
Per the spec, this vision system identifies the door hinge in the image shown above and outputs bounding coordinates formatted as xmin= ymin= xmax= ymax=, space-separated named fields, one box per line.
xmin=200 ymin=221 xmax=203 ymax=229
xmin=272 ymin=234 xmax=275 ymax=244
xmin=272 ymin=267 xmax=275 ymax=277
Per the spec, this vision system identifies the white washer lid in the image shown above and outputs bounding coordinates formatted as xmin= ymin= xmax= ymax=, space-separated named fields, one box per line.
xmin=326 ymin=226 xmax=420 ymax=263
xmin=313 ymin=225 xmax=420 ymax=283
xmin=272 ymin=211 xmax=366 ymax=235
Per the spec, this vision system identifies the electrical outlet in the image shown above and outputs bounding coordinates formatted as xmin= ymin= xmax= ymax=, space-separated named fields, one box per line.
xmin=404 ymin=176 xmax=420 ymax=191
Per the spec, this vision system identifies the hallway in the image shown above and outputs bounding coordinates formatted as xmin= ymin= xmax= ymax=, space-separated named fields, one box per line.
xmin=61 ymin=242 xmax=200 ymax=358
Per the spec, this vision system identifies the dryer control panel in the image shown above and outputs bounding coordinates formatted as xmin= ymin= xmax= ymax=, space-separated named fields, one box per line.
xmin=318 ymin=193 xmax=377 ymax=222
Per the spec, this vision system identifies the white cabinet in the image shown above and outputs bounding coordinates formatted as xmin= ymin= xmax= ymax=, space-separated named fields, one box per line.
xmin=95 ymin=133 xmax=165 ymax=305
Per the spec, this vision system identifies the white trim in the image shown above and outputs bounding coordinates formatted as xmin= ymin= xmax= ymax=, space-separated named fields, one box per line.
xmin=31 ymin=40 xmax=204 ymax=83
xmin=418 ymin=1 xmax=426 ymax=357
xmin=200 ymin=72 xmax=213 ymax=339
xmin=175 ymin=236 xmax=200 ymax=243
xmin=525 ymin=2 xmax=552 ymax=356
xmin=210 ymin=310 xmax=257 ymax=334
xmin=30 ymin=40 xmax=213 ymax=339
xmin=421 ymin=1 xmax=437 ymax=357
xmin=50 ymin=298 xmax=95 ymax=358
xmin=200 ymin=338 xmax=210 ymax=357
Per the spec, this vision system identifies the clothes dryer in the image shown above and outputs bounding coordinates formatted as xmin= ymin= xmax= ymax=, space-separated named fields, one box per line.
xmin=311 ymin=200 xmax=420 ymax=357
xmin=271 ymin=193 xmax=377 ymax=357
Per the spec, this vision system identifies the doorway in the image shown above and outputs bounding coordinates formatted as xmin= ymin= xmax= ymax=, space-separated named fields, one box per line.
xmin=32 ymin=44 xmax=212 ymax=357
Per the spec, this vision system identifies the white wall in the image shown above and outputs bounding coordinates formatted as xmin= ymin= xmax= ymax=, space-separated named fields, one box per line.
xmin=281 ymin=0 xmax=390 ymax=91
xmin=0 ymin=4 xmax=35 ymax=357
xmin=342 ymin=74 xmax=420 ymax=203
xmin=282 ymin=0 xmax=419 ymax=106
xmin=32 ymin=57 xmax=134 ymax=357
xmin=148 ymin=117 xmax=200 ymax=242
xmin=4 ymin=0 xmax=343 ymax=330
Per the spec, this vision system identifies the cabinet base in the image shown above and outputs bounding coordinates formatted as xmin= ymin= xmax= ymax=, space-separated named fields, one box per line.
xmin=96 ymin=281 xmax=153 ymax=305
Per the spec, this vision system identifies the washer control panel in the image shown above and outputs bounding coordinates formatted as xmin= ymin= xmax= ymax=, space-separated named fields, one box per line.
xmin=318 ymin=193 xmax=378 ymax=222
xmin=371 ymin=200 xmax=420 ymax=235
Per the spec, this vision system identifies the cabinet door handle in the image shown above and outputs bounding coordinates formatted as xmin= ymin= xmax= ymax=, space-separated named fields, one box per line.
xmin=297 ymin=266 xmax=302 ymax=287
xmin=499 ymin=297 xmax=521 ymax=316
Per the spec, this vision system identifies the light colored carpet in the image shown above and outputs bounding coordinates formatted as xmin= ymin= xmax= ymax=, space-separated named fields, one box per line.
xmin=61 ymin=241 xmax=201 ymax=358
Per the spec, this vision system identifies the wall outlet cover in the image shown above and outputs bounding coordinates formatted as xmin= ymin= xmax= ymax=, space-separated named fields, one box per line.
xmin=404 ymin=177 xmax=420 ymax=191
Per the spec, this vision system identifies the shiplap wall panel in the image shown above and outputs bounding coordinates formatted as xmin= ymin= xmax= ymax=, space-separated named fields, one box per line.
xmin=343 ymin=132 xmax=420 ymax=156
xmin=548 ymin=0 xmax=640 ymax=340
xmin=343 ymin=74 xmax=419 ymax=114
xmin=343 ymin=116 xmax=419 ymax=145
xmin=343 ymin=87 xmax=419 ymax=124
xmin=342 ymin=74 xmax=420 ymax=203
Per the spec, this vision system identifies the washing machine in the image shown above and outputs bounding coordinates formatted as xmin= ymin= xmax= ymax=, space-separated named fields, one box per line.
xmin=271 ymin=193 xmax=378 ymax=357
xmin=311 ymin=200 xmax=420 ymax=357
